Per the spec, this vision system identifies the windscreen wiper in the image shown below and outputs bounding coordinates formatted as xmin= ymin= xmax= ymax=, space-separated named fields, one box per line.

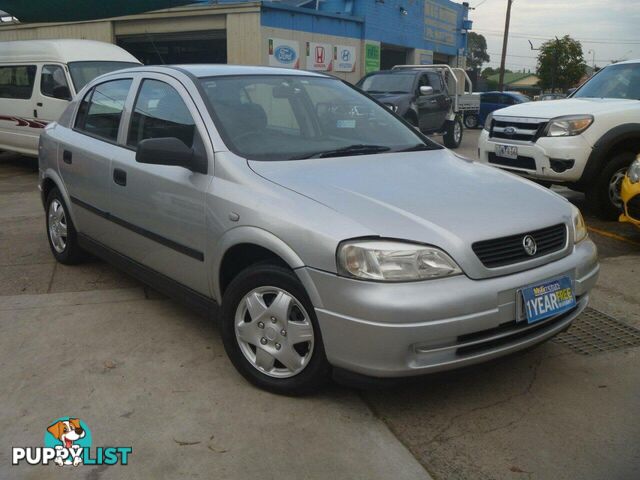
xmin=397 ymin=143 xmax=433 ymax=152
xmin=295 ymin=144 xmax=391 ymax=159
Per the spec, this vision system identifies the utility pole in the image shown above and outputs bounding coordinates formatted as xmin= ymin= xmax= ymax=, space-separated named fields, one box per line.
xmin=498 ymin=0 xmax=514 ymax=92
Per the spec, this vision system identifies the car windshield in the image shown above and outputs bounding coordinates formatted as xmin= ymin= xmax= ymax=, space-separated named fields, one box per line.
xmin=574 ymin=63 xmax=640 ymax=100
xmin=68 ymin=61 xmax=140 ymax=92
xmin=359 ymin=73 xmax=415 ymax=94
xmin=512 ymin=93 xmax=531 ymax=103
xmin=199 ymin=75 xmax=433 ymax=161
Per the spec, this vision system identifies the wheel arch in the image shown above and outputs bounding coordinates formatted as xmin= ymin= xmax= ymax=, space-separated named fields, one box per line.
xmin=579 ymin=123 xmax=640 ymax=187
xmin=40 ymin=170 xmax=78 ymax=225
xmin=211 ymin=227 xmax=323 ymax=307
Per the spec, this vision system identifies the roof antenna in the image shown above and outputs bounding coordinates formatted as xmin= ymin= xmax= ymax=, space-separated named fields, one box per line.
xmin=145 ymin=32 xmax=166 ymax=65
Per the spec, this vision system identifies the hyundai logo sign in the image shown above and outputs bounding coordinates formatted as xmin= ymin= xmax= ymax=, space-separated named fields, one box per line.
xmin=274 ymin=45 xmax=297 ymax=64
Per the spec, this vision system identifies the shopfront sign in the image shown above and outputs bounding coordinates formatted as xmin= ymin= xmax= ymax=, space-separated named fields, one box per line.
xmin=306 ymin=42 xmax=332 ymax=71
xmin=333 ymin=45 xmax=356 ymax=72
xmin=364 ymin=42 xmax=380 ymax=74
xmin=268 ymin=38 xmax=300 ymax=68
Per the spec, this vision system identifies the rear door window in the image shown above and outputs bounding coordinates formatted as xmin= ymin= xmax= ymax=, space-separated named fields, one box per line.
xmin=0 ymin=65 xmax=37 ymax=99
xmin=75 ymin=79 xmax=132 ymax=142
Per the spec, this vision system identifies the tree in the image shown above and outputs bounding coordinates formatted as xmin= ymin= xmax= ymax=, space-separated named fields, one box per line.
xmin=536 ymin=35 xmax=586 ymax=92
xmin=481 ymin=67 xmax=512 ymax=78
xmin=467 ymin=32 xmax=490 ymax=71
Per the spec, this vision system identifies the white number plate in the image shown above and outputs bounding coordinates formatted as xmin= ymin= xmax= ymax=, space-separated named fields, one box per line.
xmin=496 ymin=144 xmax=518 ymax=160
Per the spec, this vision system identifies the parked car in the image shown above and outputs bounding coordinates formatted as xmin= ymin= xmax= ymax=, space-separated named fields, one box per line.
xmin=0 ymin=39 xmax=140 ymax=157
xmin=619 ymin=156 xmax=640 ymax=229
xmin=538 ymin=93 xmax=566 ymax=101
xmin=356 ymin=66 xmax=478 ymax=148
xmin=478 ymin=59 xmax=640 ymax=219
xmin=478 ymin=91 xmax=531 ymax=126
xmin=40 ymin=65 xmax=599 ymax=394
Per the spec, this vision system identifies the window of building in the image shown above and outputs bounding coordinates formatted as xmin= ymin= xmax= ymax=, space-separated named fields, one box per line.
xmin=0 ymin=65 xmax=37 ymax=99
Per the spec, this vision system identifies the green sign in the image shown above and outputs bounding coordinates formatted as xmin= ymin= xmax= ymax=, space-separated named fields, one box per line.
xmin=364 ymin=42 xmax=380 ymax=74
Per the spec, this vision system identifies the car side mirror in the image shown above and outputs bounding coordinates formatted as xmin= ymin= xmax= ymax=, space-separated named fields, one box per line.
xmin=419 ymin=86 xmax=434 ymax=96
xmin=136 ymin=137 xmax=195 ymax=170
xmin=53 ymin=85 xmax=72 ymax=100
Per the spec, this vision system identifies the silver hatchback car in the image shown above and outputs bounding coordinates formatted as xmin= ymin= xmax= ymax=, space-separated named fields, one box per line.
xmin=39 ymin=65 xmax=599 ymax=394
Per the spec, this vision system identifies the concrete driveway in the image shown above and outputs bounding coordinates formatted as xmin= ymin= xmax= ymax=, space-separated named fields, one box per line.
xmin=1 ymin=130 xmax=640 ymax=479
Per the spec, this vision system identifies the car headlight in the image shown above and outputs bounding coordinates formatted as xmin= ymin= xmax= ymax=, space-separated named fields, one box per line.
xmin=483 ymin=112 xmax=493 ymax=131
xmin=571 ymin=205 xmax=588 ymax=243
xmin=543 ymin=115 xmax=593 ymax=137
xmin=384 ymin=103 xmax=398 ymax=112
xmin=337 ymin=240 xmax=462 ymax=282
xmin=628 ymin=158 xmax=640 ymax=184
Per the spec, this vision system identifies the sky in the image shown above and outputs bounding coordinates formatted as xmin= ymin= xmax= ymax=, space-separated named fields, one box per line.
xmin=468 ymin=0 xmax=640 ymax=73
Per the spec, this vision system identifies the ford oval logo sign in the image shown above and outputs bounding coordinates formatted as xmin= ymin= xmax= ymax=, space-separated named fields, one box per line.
xmin=274 ymin=45 xmax=297 ymax=64
xmin=504 ymin=126 xmax=517 ymax=136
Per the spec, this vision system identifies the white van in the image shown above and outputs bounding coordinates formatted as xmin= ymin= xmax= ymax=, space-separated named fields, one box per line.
xmin=0 ymin=39 xmax=140 ymax=156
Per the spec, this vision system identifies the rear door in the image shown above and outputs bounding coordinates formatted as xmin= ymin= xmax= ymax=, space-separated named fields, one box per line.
xmin=107 ymin=74 xmax=211 ymax=295
xmin=0 ymin=64 xmax=42 ymax=155
xmin=56 ymin=77 xmax=134 ymax=239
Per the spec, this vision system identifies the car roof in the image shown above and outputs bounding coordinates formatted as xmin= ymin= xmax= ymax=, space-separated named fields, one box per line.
xmin=109 ymin=64 xmax=330 ymax=78
xmin=0 ymin=39 xmax=139 ymax=64
xmin=611 ymin=59 xmax=640 ymax=66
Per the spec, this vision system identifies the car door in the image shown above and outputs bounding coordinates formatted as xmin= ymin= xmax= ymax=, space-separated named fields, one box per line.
xmin=479 ymin=93 xmax=500 ymax=125
xmin=426 ymin=72 xmax=450 ymax=130
xmin=0 ymin=64 xmax=41 ymax=155
xmin=415 ymin=73 xmax=438 ymax=131
xmin=36 ymin=64 xmax=73 ymax=125
xmin=108 ymin=74 xmax=211 ymax=296
xmin=57 ymin=77 xmax=133 ymax=240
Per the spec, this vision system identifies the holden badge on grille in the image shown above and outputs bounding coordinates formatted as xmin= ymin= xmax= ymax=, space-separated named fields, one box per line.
xmin=522 ymin=235 xmax=537 ymax=256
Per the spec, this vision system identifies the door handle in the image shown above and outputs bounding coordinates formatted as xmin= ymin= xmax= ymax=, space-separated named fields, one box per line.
xmin=430 ymin=99 xmax=437 ymax=104
xmin=33 ymin=109 xmax=38 ymax=118
xmin=113 ymin=168 xmax=127 ymax=186
xmin=63 ymin=150 xmax=72 ymax=164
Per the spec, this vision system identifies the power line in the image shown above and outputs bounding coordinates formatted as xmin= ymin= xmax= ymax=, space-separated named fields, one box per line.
xmin=475 ymin=29 xmax=640 ymax=45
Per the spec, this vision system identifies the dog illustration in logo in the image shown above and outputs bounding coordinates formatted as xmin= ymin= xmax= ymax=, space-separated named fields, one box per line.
xmin=47 ymin=418 xmax=85 ymax=466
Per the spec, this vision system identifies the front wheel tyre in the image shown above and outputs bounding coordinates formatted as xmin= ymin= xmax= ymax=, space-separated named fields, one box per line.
xmin=586 ymin=152 xmax=634 ymax=220
xmin=443 ymin=116 xmax=463 ymax=149
xmin=220 ymin=264 xmax=331 ymax=395
xmin=45 ymin=187 xmax=85 ymax=264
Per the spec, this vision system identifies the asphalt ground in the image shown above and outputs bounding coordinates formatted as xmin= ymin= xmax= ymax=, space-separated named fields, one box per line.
xmin=1 ymin=130 xmax=639 ymax=479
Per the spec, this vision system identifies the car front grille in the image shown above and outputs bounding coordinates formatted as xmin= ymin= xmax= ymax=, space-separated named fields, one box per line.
xmin=626 ymin=194 xmax=640 ymax=221
xmin=490 ymin=119 xmax=547 ymax=142
xmin=472 ymin=223 xmax=567 ymax=268
xmin=488 ymin=152 xmax=536 ymax=170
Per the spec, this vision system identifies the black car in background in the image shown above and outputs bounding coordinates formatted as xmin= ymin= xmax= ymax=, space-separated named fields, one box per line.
xmin=357 ymin=69 xmax=463 ymax=148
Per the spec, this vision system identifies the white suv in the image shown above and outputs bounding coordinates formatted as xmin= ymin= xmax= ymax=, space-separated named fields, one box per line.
xmin=479 ymin=60 xmax=640 ymax=219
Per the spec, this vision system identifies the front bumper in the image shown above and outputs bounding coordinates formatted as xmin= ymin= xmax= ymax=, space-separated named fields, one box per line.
xmin=619 ymin=176 xmax=640 ymax=228
xmin=302 ymin=239 xmax=598 ymax=378
xmin=478 ymin=129 xmax=591 ymax=183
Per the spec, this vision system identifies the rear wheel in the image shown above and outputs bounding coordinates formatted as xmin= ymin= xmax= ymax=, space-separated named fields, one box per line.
xmin=586 ymin=152 xmax=634 ymax=220
xmin=45 ymin=187 xmax=85 ymax=264
xmin=443 ymin=116 xmax=463 ymax=149
xmin=464 ymin=113 xmax=479 ymax=129
xmin=220 ymin=263 xmax=331 ymax=395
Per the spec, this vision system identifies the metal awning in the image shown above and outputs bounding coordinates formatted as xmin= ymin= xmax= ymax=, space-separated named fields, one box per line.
xmin=0 ymin=1 xmax=206 ymax=23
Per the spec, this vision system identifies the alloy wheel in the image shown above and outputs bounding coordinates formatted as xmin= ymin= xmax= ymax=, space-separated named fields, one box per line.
xmin=608 ymin=167 xmax=627 ymax=209
xmin=48 ymin=199 xmax=68 ymax=253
